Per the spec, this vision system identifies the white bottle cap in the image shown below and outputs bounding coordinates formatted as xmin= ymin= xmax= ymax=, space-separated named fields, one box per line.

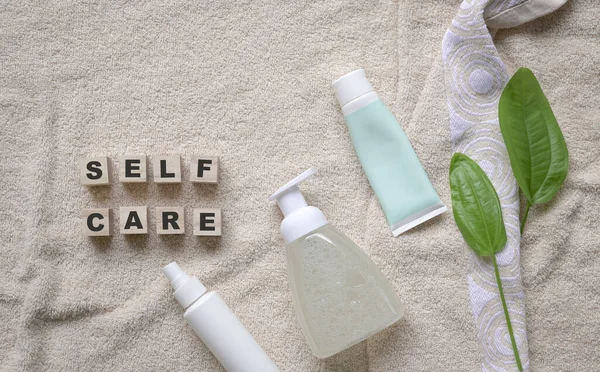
xmin=332 ymin=69 xmax=374 ymax=107
xmin=162 ymin=262 xmax=207 ymax=309
xmin=269 ymin=168 xmax=328 ymax=244
xmin=163 ymin=262 xmax=281 ymax=372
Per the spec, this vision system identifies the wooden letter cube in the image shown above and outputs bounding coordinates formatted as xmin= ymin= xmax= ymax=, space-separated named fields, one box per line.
xmin=156 ymin=207 xmax=185 ymax=234
xmin=82 ymin=208 xmax=111 ymax=236
xmin=153 ymin=155 xmax=181 ymax=183
xmin=79 ymin=157 xmax=110 ymax=186
xmin=193 ymin=208 xmax=221 ymax=236
xmin=120 ymin=206 xmax=148 ymax=234
xmin=190 ymin=156 xmax=219 ymax=184
xmin=119 ymin=155 xmax=147 ymax=183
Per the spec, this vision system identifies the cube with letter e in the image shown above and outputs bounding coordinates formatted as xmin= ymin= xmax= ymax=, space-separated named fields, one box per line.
xmin=119 ymin=155 xmax=147 ymax=183
xmin=193 ymin=208 xmax=221 ymax=236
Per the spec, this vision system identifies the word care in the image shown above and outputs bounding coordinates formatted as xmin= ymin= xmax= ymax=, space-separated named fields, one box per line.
xmin=79 ymin=155 xmax=219 ymax=185
xmin=83 ymin=207 xmax=222 ymax=236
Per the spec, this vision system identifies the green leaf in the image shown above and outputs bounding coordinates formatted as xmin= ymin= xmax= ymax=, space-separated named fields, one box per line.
xmin=499 ymin=67 xmax=569 ymax=205
xmin=449 ymin=153 xmax=523 ymax=371
xmin=449 ymin=153 xmax=507 ymax=257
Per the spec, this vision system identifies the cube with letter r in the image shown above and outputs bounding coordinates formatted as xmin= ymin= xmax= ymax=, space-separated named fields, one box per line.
xmin=79 ymin=156 xmax=110 ymax=185
xmin=156 ymin=207 xmax=185 ymax=234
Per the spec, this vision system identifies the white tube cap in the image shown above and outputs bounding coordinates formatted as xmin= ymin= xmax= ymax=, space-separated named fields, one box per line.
xmin=162 ymin=262 xmax=207 ymax=309
xmin=332 ymin=69 xmax=374 ymax=107
xmin=269 ymin=168 xmax=328 ymax=244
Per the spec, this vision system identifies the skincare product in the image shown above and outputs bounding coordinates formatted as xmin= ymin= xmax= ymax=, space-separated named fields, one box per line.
xmin=162 ymin=262 xmax=279 ymax=372
xmin=333 ymin=69 xmax=447 ymax=236
xmin=269 ymin=168 xmax=404 ymax=358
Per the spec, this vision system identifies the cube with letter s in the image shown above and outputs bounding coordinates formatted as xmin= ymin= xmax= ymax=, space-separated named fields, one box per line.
xmin=79 ymin=156 xmax=111 ymax=186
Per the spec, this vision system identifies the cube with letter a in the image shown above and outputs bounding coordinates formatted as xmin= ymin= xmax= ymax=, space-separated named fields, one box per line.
xmin=120 ymin=206 xmax=148 ymax=234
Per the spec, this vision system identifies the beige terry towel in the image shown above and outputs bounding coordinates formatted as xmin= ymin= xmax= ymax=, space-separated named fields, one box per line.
xmin=0 ymin=1 xmax=598 ymax=371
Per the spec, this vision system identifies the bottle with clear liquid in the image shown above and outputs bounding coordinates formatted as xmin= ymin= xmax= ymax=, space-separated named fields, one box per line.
xmin=269 ymin=168 xmax=405 ymax=358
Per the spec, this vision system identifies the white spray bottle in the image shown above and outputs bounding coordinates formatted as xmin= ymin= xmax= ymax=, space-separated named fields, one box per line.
xmin=269 ymin=168 xmax=405 ymax=358
xmin=162 ymin=262 xmax=279 ymax=372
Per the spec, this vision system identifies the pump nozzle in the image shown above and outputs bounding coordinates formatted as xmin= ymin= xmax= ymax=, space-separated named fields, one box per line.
xmin=268 ymin=167 xmax=317 ymax=217
xmin=162 ymin=262 xmax=207 ymax=309
xmin=162 ymin=262 xmax=189 ymax=289
xmin=269 ymin=168 xmax=327 ymax=244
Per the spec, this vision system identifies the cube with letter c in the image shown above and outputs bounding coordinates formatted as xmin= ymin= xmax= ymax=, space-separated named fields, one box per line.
xmin=82 ymin=208 xmax=111 ymax=236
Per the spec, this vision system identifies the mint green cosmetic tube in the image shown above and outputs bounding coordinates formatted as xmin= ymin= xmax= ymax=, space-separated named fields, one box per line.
xmin=333 ymin=69 xmax=446 ymax=236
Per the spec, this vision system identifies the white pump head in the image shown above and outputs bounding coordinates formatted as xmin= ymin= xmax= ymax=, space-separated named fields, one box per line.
xmin=269 ymin=167 xmax=317 ymax=216
xmin=162 ymin=262 xmax=207 ymax=309
xmin=269 ymin=168 xmax=328 ymax=244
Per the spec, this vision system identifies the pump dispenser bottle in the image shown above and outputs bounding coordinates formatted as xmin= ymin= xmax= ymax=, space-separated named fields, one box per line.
xmin=162 ymin=262 xmax=279 ymax=372
xmin=269 ymin=168 xmax=404 ymax=358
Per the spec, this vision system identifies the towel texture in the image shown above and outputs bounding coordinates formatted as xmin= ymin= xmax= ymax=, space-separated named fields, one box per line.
xmin=1 ymin=1 xmax=598 ymax=371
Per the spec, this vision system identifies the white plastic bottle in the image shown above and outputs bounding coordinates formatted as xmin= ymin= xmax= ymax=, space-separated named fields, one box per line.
xmin=269 ymin=168 xmax=405 ymax=358
xmin=162 ymin=262 xmax=279 ymax=372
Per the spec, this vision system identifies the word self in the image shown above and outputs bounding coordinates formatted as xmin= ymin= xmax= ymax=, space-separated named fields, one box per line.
xmin=79 ymin=155 xmax=220 ymax=185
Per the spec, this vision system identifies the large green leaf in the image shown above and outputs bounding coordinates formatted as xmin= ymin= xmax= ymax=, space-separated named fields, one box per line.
xmin=449 ymin=153 xmax=507 ymax=257
xmin=499 ymin=67 xmax=569 ymax=205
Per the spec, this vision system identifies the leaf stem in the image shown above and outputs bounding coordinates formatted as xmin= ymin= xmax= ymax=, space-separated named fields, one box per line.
xmin=520 ymin=201 xmax=531 ymax=234
xmin=492 ymin=254 xmax=523 ymax=372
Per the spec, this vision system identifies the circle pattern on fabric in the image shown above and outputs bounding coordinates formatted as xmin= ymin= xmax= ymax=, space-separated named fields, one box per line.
xmin=442 ymin=1 xmax=530 ymax=370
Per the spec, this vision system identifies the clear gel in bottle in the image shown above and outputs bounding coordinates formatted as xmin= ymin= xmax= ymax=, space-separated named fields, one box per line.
xmin=269 ymin=168 xmax=404 ymax=358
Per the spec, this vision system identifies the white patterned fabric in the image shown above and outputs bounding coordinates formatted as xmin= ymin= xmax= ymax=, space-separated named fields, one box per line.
xmin=484 ymin=0 xmax=569 ymax=29
xmin=442 ymin=0 xmax=566 ymax=371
